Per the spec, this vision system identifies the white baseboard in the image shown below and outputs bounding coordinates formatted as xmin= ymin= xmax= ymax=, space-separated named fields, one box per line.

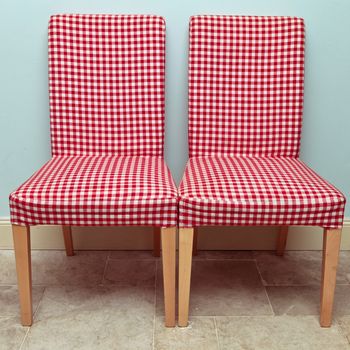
xmin=1 ymin=219 xmax=350 ymax=250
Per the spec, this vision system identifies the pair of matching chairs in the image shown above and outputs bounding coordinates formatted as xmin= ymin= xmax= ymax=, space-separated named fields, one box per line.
xmin=9 ymin=14 xmax=345 ymax=329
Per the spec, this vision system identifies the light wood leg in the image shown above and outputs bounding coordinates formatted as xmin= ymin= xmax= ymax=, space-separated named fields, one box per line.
xmin=161 ymin=227 xmax=176 ymax=327
xmin=320 ymin=228 xmax=341 ymax=327
xmin=12 ymin=225 xmax=32 ymax=326
xmin=178 ymin=228 xmax=194 ymax=327
xmin=62 ymin=226 xmax=74 ymax=256
xmin=153 ymin=227 xmax=161 ymax=257
xmin=276 ymin=226 xmax=289 ymax=256
xmin=192 ymin=227 xmax=198 ymax=256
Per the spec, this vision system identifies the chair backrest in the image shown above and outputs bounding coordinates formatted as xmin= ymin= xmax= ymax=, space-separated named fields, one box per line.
xmin=188 ymin=16 xmax=305 ymax=158
xmin=49 ymin=14 xmax=165 ymax=156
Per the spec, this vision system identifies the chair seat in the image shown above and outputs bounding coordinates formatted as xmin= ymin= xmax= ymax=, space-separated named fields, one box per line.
xmin=179 ymin=156 xmax=345 ymax=228
xmin=10 ymin=156 xmax=178 ymax=227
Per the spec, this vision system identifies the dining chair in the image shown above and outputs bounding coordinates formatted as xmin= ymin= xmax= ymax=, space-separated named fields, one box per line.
xmin=178 ymin=15 xmax=346 ymax=327
xmin=9 ymin=14 xmax=177 ymax=327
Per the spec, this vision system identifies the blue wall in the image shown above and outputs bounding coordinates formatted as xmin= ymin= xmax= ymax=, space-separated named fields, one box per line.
xmin=0 ymin=0 xmax=349 ymax=217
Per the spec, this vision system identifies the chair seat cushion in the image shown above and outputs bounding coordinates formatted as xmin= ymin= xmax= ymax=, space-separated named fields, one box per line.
xmin=179 ymin=156 xmax=345 ymax=228
xmin=10 ymin=156 xmax=178 ymax=227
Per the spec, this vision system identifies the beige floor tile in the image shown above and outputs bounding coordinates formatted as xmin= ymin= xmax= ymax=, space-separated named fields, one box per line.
xmin=34 ymin=284 xmax=154 ymax=321
xmin=0 ymin=316 xmax=28 ymax=350
xmin=103 ymin=259 xmax=156 ymax=286
xmin=193 ymin=250 xmax=254 ymax=260
xmin=216 ymin=315 xmax=350 ymax=350
xmin=0 ymin=285 xmax=45 ymax=318
xmin=255 ymin=251 xmax=350 ymax=286
xmin=1 ymin=249 xmax=349 ymax=350
xmin=31 ymin=250 xmax=108 ymax=286
xmin=154 ymin=316 xmax=218 ymax=350
xmin=337 ymin=252 xmax=350 ymax=284
xmin=23 ymin=285 xmax=154 ymax=350
xmin=0 ymin=250 xmax=108 ymax=286
xmin=255 ymin=251 xmax=323 ymax=286
xmin=337 ymin=316 xmax=350 ymax=343
xmin=0 ymin=250 xmax=17 ymax=284
xmin=157 ymin=260 xmax=272 ymax=316
xmin=267 ymin=285 xmax=350 ymax=317
xmin=109 ymin=250 xmax=157 ymax=260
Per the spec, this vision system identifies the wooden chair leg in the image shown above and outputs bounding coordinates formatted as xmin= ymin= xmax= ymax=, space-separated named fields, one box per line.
xmin=178 ymin=228 xmax=194 ymax=327
xmin=62 ymin=226 xmax=74 ymax=256
xmin=153 ymin=227 xmax=161 ymax=257
xmin=12 ymin=225 xmax=33 ymax=326
xmin=276 ymin=226 xmax=289 ymax=256
xmin=192 ymin=227 xmax=198 ymax=256
xmin=320 ymin=228 xmax=341 ymax=327
xmin=161 ymin=227 xmax=176 ymax=327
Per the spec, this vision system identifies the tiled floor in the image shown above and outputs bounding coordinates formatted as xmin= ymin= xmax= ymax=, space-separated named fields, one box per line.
xmin=1 ymin=250 xmax=350 ymax=350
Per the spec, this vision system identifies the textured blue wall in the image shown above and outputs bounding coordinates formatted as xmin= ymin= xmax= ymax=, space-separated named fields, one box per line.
xmin=0 ymin=0 xmax=349 ymax=217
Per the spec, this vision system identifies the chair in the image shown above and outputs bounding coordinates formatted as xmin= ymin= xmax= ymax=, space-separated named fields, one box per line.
xmin=178 ymin=15 xmax=346 ymax=327
xmin=9 ymin=14 xmax=177 ymax=327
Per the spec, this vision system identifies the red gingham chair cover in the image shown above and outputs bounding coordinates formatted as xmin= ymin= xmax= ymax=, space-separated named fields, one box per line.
xmin=188 ymin=16 xmax=304 ymax=158
xmin=179 ymin=157 xmax=345 ymax=228
xmin=179 ymin=16 xmax=345 ymax=228
xmin=49 ymin=14 xmax=165 ymax=157
xmin=10 ymin=15 xmax=178 ymax=227
xmin=10 ymin=156 xmax=177 ymax=226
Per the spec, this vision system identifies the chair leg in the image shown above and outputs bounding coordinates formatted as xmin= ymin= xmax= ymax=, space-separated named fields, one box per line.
xmin=178 ymin=228 xmax=194 ymax=327
xmin=153 ymin=227 xmax=161 ymax=257
xmin=12 ymin=225 xmax=33 ymax=326
xmin=62 ymin=226 xmax=74 ymax=256
xmin=161 ymin=227 xmax=176 ymax=327
xmin=320 ymin=228 xmax=341 ymax=327
xmin=192 ymin=227 xmax=198 ymax=256
xmin=276 ymin=226 xmax=289 ymax=256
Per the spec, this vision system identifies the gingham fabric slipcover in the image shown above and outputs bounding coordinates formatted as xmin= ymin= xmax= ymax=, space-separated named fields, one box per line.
xmin=179 ymin=157 xmax=345 ymax=228
xmin=10 ymin=156 xmax=177 ymax=226
xmin=10 ymin=15 xmax=178 ymax=227
xmin=178 ymin=16 xmax=345 ymax=229
xmin=188 ymin=15 xmax=305 ymax=158
xmin=49 ymin=14 xmax=166 ymax=157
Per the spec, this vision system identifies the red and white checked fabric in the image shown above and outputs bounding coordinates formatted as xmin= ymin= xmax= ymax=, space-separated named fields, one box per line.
xmin=10 ymin=156 xmax=178 ymax=226
xmin=179 ymin=157 xmax=345 ymax=228
xmin=49 ymin=14 xmax=165 ymax=156
xmin=189 ymin=16 xmax=305 ymax=158
xmin=9 ymin=15 xmax=177 ymax=227
xmin=180 ymin=16 xmax=345 ymax=229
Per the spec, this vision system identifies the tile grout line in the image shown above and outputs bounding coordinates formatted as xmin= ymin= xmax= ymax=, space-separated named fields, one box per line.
xmin=263 ymin=284 xmax=319 ymax=287
xmin=214 ymin=315 xmax=278 ymax=319
xmin=254 ymin=260 xmax=275 ymax=316
xmin=195 ymin=258 xmax=257 ymax=261
xmin=261 ymin=283 xmax=350 ymax=287
xmin=0 ymin=284 xmax=48 ymax=287
xmin=33 ymin=287 xmax=46 ymax=320
xmin=213 ymin=317 xmax=221 ymax=350
xmin=18 ymin=327 xmax=30 ymax=350
xmin=18 ymin=285 xmax=47 ymax=349
xmin=152 ymin=260 xmax=158 ymax=350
